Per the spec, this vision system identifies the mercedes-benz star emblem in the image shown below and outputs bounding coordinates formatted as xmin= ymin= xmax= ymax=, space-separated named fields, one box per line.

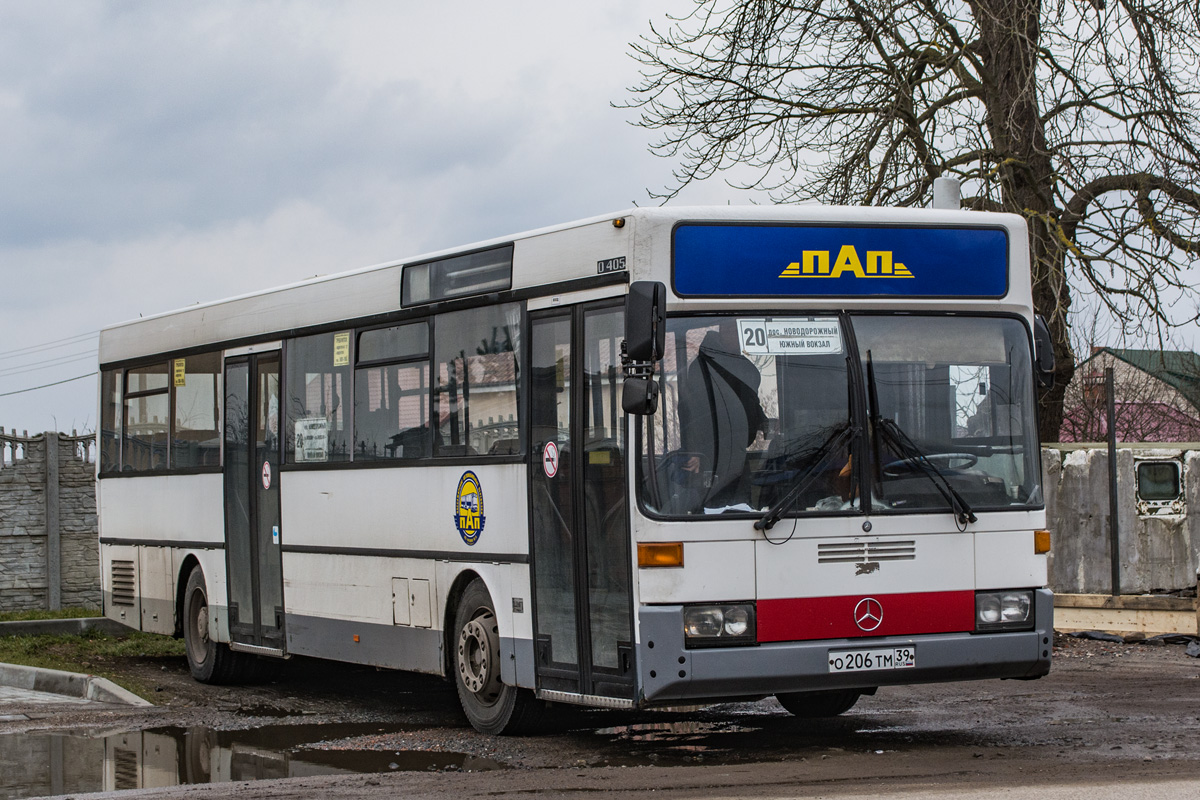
xmin=853 ymin=597 xmax=883 ymax=632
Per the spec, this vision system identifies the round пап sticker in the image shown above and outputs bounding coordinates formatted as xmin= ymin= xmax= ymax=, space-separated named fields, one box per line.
xmin=454 ymin=471 xmax=485 ymax=545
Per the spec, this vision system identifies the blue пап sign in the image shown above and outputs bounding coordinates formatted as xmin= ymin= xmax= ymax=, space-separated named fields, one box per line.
xmin=673 ymin=224 xmax=1008 ymax=298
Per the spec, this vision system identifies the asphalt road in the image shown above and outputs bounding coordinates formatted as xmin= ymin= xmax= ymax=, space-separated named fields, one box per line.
xmin=2 ymin=633 xmax=1198 ymax=799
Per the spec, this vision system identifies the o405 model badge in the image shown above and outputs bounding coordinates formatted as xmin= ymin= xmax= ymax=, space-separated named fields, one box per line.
xmin=853 ymin=597 xmax=883 ymax=632
xmin=454 ymin=471 xmax=485 ymax=545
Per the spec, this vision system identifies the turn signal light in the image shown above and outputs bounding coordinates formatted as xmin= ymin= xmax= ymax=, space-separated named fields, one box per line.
xmin=1034 ymin=530 xmax=1051 ymax=554
xmin=638 ymin=542 xmax=683 ymax=568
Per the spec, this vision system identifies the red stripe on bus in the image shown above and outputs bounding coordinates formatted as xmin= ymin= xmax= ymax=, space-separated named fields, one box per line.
xmin=757 ymin=590 xmax=975 ymax=642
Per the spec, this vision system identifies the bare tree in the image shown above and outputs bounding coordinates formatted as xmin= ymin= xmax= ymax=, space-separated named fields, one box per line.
xmin=623 ymin=0 xmax=1200 ymax=440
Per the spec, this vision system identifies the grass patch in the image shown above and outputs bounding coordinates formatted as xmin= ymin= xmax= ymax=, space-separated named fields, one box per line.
xmin=0 ymin=630 xmax=186 ymax=697
xmin=0 ymin=607 xmax=102 ymax=623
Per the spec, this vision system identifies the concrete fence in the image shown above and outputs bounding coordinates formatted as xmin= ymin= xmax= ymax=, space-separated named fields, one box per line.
xmin=0 ymin=428 xmax=99 ymax=612
xmin=1043 ymin=443 xmax=1200 ymax=596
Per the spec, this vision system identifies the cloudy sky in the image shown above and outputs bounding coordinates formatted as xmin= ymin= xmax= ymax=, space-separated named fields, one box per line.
xmin=0 ymin=0 xmax=770 ymax=436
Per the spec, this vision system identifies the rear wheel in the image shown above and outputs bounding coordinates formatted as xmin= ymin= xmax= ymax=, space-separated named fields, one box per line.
xmin=182 ymin=726 xmax=217 ymax=783
xmin=453 ymin=579 xmax=543 ymax=734
xmin=183 ymin=566 xmax=256 ymax=684
xmin=775 ymin=689 xmax=862 ymax=718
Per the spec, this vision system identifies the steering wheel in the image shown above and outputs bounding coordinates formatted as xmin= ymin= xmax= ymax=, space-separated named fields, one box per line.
xmin=883 ymin=452 xmax=978 ymax=477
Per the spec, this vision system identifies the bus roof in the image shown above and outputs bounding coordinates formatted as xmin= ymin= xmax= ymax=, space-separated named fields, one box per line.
xmin=99 ymin=205 xmax=1029 ymax=365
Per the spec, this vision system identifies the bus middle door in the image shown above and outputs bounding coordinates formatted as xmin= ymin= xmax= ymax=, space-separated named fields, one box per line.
xmin=223 ymin=351 xmax=286 ymax=656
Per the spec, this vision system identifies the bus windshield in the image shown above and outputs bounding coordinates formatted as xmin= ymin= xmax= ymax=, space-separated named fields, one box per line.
xmin=638 ymin=314 xmax=1041 ymax=519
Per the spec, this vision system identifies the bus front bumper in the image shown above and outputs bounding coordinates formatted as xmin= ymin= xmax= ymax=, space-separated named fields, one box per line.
xmin=638 ymin=588 xmax=1053 ymax=704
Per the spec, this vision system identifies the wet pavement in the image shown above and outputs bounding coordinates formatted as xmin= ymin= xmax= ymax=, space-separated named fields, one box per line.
xmin=0 ymin=634 xmax=1197 ymax=799
xmin=0 ymin=723 xmax=505 ymax=799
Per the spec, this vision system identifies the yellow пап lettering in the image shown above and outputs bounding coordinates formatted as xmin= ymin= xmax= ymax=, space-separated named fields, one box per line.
xmin=777 ymin=247 xmax=914 ymax=279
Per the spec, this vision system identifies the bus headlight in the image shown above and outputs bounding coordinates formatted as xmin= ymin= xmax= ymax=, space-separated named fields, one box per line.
xmin=683 ymin=603 xmax=756 ymax=647
xmin=975 ymin=590 xmax=1034 ymax=631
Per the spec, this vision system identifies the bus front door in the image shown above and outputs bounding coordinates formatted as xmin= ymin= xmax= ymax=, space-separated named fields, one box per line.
xmin=529 ymin=304 xmax=634 ymax=701
xmin=223 ymin=352 xmax=286 ymax=655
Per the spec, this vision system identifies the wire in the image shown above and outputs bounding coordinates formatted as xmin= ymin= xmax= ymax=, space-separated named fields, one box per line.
xmin=0 ymin=349 xmax=98 ymax=378
xmin=0 ymin=372 xmax=96 ymax=398
xmin=0 ymin=330 xmax=99 ymax=361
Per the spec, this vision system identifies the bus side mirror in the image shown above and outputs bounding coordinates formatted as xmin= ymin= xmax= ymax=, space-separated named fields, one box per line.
xmin=625 ymin=281 xmax=666 ymax=362
xmin=1034 ymin=315 xmax=1055 ymax=389
xmin=622 ymin=376 xmax=659 ymax=415
xmin=621 ymin=281 xmax=666 ymax=416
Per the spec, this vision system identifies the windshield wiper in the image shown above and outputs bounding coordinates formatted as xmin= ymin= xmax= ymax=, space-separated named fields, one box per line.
xmin=754 ymin=422 xmax=857 ymax=531
xmin=866 ymin=351 xmax=977 ymax=527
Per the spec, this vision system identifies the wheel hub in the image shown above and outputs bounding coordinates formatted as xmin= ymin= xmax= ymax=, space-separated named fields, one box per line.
xmin=458 ymin=612 xmax=501 ymax=700
xmin=187 ymin=588 xmax=211 ymax=664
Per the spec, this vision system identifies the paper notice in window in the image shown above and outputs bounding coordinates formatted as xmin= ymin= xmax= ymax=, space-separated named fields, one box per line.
xmin=333 ymin=331 xmax=351 ymax=366
xmin=294 ymin=417 xmax=329 ymax=462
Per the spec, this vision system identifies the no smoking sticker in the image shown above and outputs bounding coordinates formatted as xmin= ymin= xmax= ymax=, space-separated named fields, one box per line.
xmin=262 ymin=461 xmax=272 ymax=490
xmin=542 ymin=441 xmax=559 ymax=478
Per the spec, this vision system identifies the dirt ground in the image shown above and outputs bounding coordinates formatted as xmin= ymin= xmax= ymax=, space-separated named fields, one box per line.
xmin=3 ymin=632 xmax=1200 ymax=798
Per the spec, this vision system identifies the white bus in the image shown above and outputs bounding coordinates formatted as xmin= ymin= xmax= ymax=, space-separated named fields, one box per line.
xmin=98 ymin=205 xmax=1055 ymax=734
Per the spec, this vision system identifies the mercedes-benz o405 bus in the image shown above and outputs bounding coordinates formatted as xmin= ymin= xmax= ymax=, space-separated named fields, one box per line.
xmin=98 ymin=205 xmax=1054 ymax=733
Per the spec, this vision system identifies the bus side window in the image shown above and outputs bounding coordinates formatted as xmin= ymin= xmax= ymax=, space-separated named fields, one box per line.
xmin=354 ymin=321 xmax=431 ymax=461
xmin=171 ymin=352 xmax=222 ymax=469
xmin=432 ymin=303 xmax=523 ymax=457
xmin=123 ymin=362 xmax=170 ymax=472
xmin=285 ymin=332 xmax=352 ymax=464
xmin=100 ymin=368 xmax=122 ymax=473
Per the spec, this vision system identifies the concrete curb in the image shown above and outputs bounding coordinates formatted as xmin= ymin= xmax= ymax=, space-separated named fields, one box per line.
xmin=0 ymin=616 xmax=133 ymax=637
xmin=0 ymin=617 xmax=153 ymax=706
xmin=0 ymin=661 xmax=153 ymax=706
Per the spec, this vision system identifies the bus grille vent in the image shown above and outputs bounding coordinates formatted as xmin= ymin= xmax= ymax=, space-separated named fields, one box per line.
xmin=818 ymin=540 xmax=916 ymax=563
xmin=112 ymin=747 xmax=139 ymax=790
xmin=110 ymin=560 xmax=136 ymax=606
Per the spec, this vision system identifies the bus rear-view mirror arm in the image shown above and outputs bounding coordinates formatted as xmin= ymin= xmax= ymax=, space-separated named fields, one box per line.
xmin=621 ymin=281 xmax=666 ymax=415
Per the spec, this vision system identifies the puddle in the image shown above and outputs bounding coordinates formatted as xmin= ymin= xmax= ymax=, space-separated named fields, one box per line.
xmin=596 ymin=720 xmax=754 ymax=741
xmin=0 ymin=723 xmax=504 ymax=799
xmin=586 ymin=714 xmax=916 ymax=767
xmin=589 ymin=719 xmax=765 ymax=765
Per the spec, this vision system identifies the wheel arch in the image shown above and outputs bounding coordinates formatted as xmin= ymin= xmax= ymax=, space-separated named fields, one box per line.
xmin=442 ymin=568 xmax=485 ymax=678
xmin=174 ymin=554 xmax=203 ymax=638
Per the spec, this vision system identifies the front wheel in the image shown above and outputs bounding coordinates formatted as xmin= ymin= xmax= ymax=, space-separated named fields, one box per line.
xmin=775 ymin=689 xmax=862 ymax=718
xmin=453 ymin=579 xmax=543 ymax=734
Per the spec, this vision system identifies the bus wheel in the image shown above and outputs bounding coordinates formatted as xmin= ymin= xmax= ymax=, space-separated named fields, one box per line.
xmin=183 ymin=566 xmax=254 ymax=685
xmin=775 ymin=689 xmax=861 ymax=718
xmin=453 ymin=579 xmax=543 ymax=735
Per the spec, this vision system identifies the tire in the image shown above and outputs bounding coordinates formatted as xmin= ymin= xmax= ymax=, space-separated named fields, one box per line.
xmin=453 ymin=579 xmax=544 ymax=734
xmin=776 ymin=689 xmax=862 ymax=718
xmin=182 ymin=726 xmax=217 ymax=783
xmin=182 ymin=566 xmax=256 ymax=685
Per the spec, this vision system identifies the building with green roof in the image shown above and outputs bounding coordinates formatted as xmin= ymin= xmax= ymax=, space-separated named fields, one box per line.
xmin=1059 ymin=348 xmax=1200 ymax=442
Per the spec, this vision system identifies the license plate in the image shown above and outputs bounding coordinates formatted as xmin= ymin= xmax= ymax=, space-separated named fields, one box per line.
xmin=828 ymin=646 xmax=916 ymax=673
